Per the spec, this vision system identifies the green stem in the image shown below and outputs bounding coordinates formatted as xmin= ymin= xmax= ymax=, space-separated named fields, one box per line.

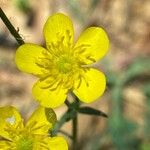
xmin=72 ymin=114 xmax=78 ymax=150
xmin=65 ymin=99 xmax=70 ymax=107
xmin=0 ymin=7 xmax=24 ymax=45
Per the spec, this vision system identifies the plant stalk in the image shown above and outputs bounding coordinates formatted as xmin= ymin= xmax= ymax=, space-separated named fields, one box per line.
xmin=72 ymin=114 xmax=78 ymax=150
xmin=0 ymin=7 xmax=24 ymax=45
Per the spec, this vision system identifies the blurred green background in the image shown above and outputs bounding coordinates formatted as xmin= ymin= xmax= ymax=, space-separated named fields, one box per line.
xmin=0 ymin=0 xmax=150 ymax=150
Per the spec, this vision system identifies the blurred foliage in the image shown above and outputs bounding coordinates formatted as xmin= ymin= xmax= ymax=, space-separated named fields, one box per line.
xmin=66 ymin=0 xmax=86 ymax=24
xmin=101 ymin=58 xmax=150 ymax=150
xmin=143 ymin=83 xmax=150 ymax=140
xmin=14 ymin=0 xmax=34 ymax=27
xmin=14 ymin=0 xmax=31 ymax=13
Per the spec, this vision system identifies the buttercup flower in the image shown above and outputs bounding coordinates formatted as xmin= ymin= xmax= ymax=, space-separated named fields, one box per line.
xmin=15 ymin=13 xmax=109 ymax=108
xmin=0 ymin=106 xmax=68 ymax=150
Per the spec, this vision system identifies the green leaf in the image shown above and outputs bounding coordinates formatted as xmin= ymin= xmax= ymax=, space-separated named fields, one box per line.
xmin=45 ymin=108 xmax=57 ymax=126
xmin=51 ymin=109 xmax=77 ymax=136
xmin=51 ymin=101 xmax=80 ymax=136
xmin=78 ymin=106 xmax=108 ymax=118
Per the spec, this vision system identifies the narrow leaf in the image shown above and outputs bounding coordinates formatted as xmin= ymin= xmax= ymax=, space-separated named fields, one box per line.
xmin=78 ymin=106 xmax=108 ymax=118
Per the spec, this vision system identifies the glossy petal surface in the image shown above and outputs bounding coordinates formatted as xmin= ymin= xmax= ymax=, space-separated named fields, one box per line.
xmin=73 ymin=68 xmax=106 ymax=103
xmin=32 ymin=79 xmax=68 ymax=108
xmin=47 ymin=137 xmax=68 ymax=150
xmin=43 ymin=13 xmax=74 ymax=48
xmin=15 ymin=43 xmax=46 ymax=76
xmin=74 ymin=27 xmax=109 ymax=64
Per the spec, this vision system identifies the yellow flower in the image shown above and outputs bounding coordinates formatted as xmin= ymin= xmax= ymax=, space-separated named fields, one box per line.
xmin=15 ymin=13 xmax=109 ymax=108
xmin=0 ymin=106 xmax=68 ymax=150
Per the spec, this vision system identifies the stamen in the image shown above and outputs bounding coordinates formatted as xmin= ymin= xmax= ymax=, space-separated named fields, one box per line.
xmin=86 ymin=56 xmax=96 ymax=63
xmin=26 ymin=121 xmax=49 ymax=135
xmin=73 ymin=44 xmax=90 ymax=53
xmin=39 ymin=141 xmax=49 ymax=149
xmin=76 ymin=74 xmax=82 ymax=89
xmin=34 ymin=29 xmax=92 ymax=92
xmin=48 ymin=82 xmax=61 ymax=91
xmin=66 ymin=30 xmax=72 ymax=49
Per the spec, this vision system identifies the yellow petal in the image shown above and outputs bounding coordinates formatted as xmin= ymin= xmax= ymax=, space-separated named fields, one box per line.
xmin=0 ymin=106 xmax=23 ymax=140
xmin=47 ymin=137 xmax=68 ymax=150
xmin=26 ymin=106 xmax=56 ymax=135
xmin=43 ymin=13 xmax=74 ymax=48
xmin=15 ymin=43 xmax=46 ymax=76
xmin=73 ymin=68 xmax=106 ymax=103
xmin=74 ymin=27 xmax=109 ymax=64
xmin=32 ymin=79 xmax=68 ymax=108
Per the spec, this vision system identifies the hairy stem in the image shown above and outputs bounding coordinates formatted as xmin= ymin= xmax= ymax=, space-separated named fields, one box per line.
xmin=0 ymin=7 xmax=24 ymax=45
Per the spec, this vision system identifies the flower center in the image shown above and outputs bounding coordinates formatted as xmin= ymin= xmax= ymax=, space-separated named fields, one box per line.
xmin=56 ymin=55 xmax=74 ymax=74
xmin=35 ymin=31 xmax=93 ymax=90
xmin=16 ymin=136 xmax=33 ymax=150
